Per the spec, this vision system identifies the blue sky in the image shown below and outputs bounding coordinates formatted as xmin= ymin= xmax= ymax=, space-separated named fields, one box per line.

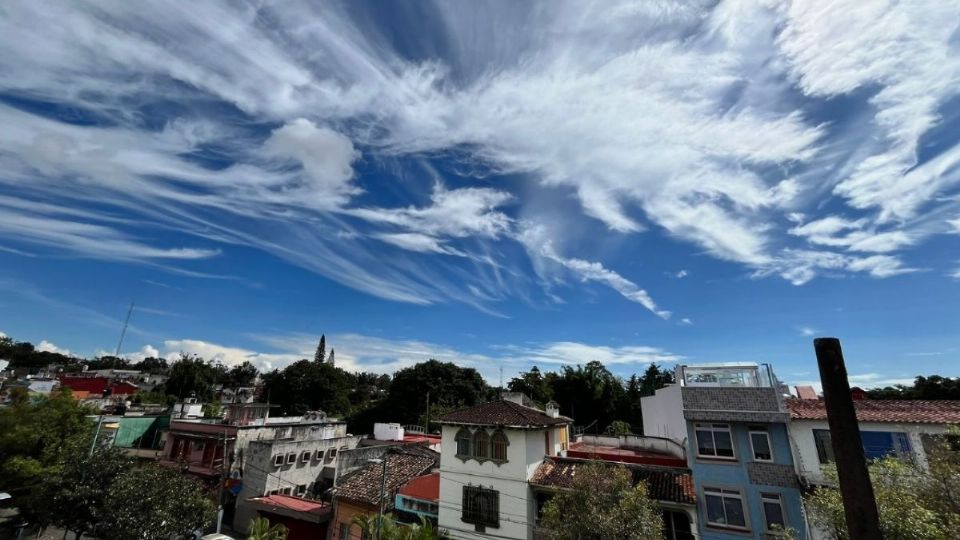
xmin=1 ymin=1 xmax=959 ymax=389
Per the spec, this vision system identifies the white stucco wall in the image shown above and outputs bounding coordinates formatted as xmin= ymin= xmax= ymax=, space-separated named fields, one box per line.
xmin=788 ymin=419 xmax=948 ymax=485
xmin=641 ymin=384 xmax=686 ymax=443
xmin=439 ymin=425 xmax=563 ymax=540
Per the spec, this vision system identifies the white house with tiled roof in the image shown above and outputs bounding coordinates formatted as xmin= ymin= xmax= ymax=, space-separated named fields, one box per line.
xmin=436 ymin=396 xmax=572 ymax=539
xmin=786 ymin=397 xmax=960 ymax=486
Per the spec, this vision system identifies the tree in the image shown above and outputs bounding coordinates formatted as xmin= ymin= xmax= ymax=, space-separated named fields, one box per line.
xmin=247 ymin=517 xmax=288 ymax=540
xmin=202 ymin=400 xmax=223 ymax=419
xmin=97 ymin=464 xmax=215 ymax=540
xmin=806 ymin=431 xmax=960 ymax=539
xmin=548 ymin=361 xmax=625 ymax=430
xmin=314 ymin=334 xmax=326 ymax=364
xmin=383 ymin=360 xmax=488 ymax=426
xmin=507 ymin=366 xmax=553 ymax=404
xmin=540 ymin=461 xmax=663 ymax=539
xmin=866 ymin=375 xmax=960 ymax=400
xmin=225 ymin=361 xmax=259 ymax=388
xmin=135 ymin=356 xmax=168 ymax=374
xmin=163 ymin=354 xmax=220 ymax=401
xmin=605 ymin=420 xmax=633 ymax=436
xmin=328 ymin=348 xmax=335 ymax=366
xmin=0 ymin=389 xmax=94 ymax=493
xmin=261 ymin=359 xmax=355 ymax=416
xmin=30 ymin=441 xmax=133 ymax=539
xmin=351 ymin=514 xmax=440 ymax=540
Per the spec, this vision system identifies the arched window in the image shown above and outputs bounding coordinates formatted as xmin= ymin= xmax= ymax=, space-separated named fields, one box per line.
xmin=491 ymin=431 xmax=509 ymax=462
xmin=473 ymin=430 xmax=490 ymax=459
xmin=456 ymin=428 xmax=472 ymax=457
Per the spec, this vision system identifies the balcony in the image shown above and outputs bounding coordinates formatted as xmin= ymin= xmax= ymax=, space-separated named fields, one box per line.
xmin=677 ymin=364 xmax=788 ymax=422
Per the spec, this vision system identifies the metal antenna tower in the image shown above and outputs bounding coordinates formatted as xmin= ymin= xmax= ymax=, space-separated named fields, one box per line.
xmin=114 ymin=300 xmax=135 ymax=357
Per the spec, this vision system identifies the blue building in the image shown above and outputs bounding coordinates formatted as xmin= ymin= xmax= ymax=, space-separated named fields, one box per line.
xmin=643 ymin=363 xmax=806 ymax=539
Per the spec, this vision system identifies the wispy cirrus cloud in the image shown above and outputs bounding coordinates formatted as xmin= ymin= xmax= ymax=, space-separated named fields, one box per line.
xmin=0 ymin=0 xmax=958 ymax=318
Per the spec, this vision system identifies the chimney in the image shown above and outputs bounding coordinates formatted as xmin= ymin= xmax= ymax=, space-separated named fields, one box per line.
xmin=546 ymin=401 xmax=560 ymax=418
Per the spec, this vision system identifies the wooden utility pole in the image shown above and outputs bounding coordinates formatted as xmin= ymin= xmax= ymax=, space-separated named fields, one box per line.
xmin=814 ymin=337 xmax=883 ymax=540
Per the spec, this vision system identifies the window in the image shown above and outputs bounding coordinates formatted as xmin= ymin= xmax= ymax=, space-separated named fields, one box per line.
xmin=761 ymin=493 xmax=786 ymax=532
xmin=339 ymin=524 xmax=349 ymax=540
xmin=749 ymin=429 xmax=773 ymax=462
xmin=473 ymin=430 xmax=490 ymax=459
xmin=462 ymin=485 xmax=499 ymax=530
xmin=281 ymin=487 xmax=292 ymax=495
xmin=300 ymin=451 xmax=311 ymax=463
xmin=326 ymin=447 xmax=337 ymax=463
xmin=813 ymin=429 xmax=834 ymax=464
xmin=456 ymin=428 xmax=471 ymax=457
xmin=491 ymin=431 xmax=508 ymax=462
xmin=314 ymin=449 xmax=325 ymax=461
xmin=704 ymin=487 xmax=747 ymax=530
xmin=286 ymin=452 xmax=296 ymax=465
xmin=296 ymin=484 xmax=307 ymax=496
xmin=815 ymin=429 xmax=912 ymax=464
xmin=273 ymin=454 xmax=285 ymax=467
xmin=696 ymin=423 xmax=735 ymax=459
xmin=663 ymin=510 xmax=694 ymax=540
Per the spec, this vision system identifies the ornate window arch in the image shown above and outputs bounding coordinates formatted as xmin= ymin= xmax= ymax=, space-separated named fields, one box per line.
xmin=473 ymin=429 xmax=491 ymax=459
xmin=491 ymin=430 xmax=509 ymax=462
xmin=455 ymin=427 xmax=472 ymax=457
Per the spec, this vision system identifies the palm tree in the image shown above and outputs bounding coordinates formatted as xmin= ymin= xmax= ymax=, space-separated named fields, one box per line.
xmin=350 ymin=514 xmax=442 ymax=540
xmin=247 ymin=517 xmax=288 ymax=540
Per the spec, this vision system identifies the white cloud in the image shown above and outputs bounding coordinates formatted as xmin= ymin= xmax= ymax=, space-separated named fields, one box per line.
xmin=798 ymin=327 xmax=817 ymax=337
xmin=161 ymin=339 xmax=302 ymax=373
xmin=37 ymin=339 xmax=72 ymax=356
xmin=675 ymin=270 xmax=688 ymax=279
xmin=518 ymin=224 xmax=671 ymax=319
xmin=0 ymin=0 xmax=955 ymax=308
xmin=679 ymin=318 xmax=693 ymax=326
xmin=261 ymin=119 xmax=360 ymax=209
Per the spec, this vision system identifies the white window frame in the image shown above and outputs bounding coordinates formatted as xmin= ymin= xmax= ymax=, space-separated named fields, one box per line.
xmin=326 ymin=447 xmax=337 ymax=463
xmin=296 ymin=484 xmax=307 ymax=496
xmin=749 ymin=429 xmax=774 ymax=462
xmin=273 ymin=454 xmax=285 ymax=467
xmin=314 ymin=449 xmax=325 ymax=461
xmin=703 ymin=486 xmax=749 ymax=531
xmin=695 ymin=423 xmax=736 ymax=460
xmin=300 ymin=450 xmax=311 ymax=463
xmin=761 ymin=493 xmax=787 ymax=532
xmin=286 ymin=452 xmax=296 ymax=465
xmin=281 ymin=487 xmax=292 ymax=495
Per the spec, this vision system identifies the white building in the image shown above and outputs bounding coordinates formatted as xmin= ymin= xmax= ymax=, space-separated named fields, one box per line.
xmin=786 ymin=396 xmax=960 ymax=486
xmin=436 ymin=397 xmax=571 ymax=539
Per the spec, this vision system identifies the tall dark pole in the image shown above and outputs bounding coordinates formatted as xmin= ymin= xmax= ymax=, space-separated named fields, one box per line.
xmin=814 ymin=338 xmax=883 ymax=540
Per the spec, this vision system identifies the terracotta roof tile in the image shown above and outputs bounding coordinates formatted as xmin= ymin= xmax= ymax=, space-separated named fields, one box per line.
xmin=397 ymin=472 xmax=439 ymax=502
xmin=530 ymin=457 xmax=695 ymax=505
xmin=335 ymin=447 xmax=439 ymax=508
xmin=437 ymin=400 xmax=571 ymax=428
xmin=787 ymin=398 xmax=960 ymax=424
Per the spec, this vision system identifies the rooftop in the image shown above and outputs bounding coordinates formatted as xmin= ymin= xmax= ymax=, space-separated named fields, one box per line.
xmin=437 ymin=399 xmax=571 ymax=428
xmin=397 ymin=471 xmax=439 ymax=502
xmin=567 ymin=441 xmax=686 ymax=468
xmin=246 ymin=494 xmax=332 ymax=522
xmin=59 ymin=377 xmax=138 ymax=396
xmin=676 ymin=363 xmax=777 ymax=388
xmin=787 ymin=398 xmax=960 ymax=424
xmin=530 ymin=457 xmax=695 ymax=505
xmin=335 ymin=447 xmax=439 ymax=507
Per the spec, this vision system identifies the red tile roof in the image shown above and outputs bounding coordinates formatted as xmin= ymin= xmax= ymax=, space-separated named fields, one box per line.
xmin=530 ymin=457 xmax=695 ymax=505
xmin=787 ymin=398 xmax=960 ymax=424
xmin=397 ymin=472 xmax=439 ymax=502
xmin=335 ymin=447 xmax=439 ymax=507
xmin=437 ymin=400 xmax=571 ymax=428
xmin=247 ymin=494 xmax=331 ymax=515
xmin=566 ymin=442 xmax=686 ymax=468
xmin=59 ymin=377 xmax=138 ymax=396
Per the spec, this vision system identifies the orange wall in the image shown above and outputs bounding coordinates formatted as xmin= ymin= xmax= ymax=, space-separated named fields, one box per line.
xmin=332 ymin=500 xmax=377 ymax=540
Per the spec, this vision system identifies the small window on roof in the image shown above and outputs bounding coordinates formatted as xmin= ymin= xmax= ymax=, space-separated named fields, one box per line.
xmin=286 ymin=452 xmax=296 ymax=465
xmin=300 ymin=450 xmax=311 ymax=463
xmin=326 ymin=447 xmax=337 ymax=462
xmin=273 ymin=454 xmax=284 ymax=467
xmin=314 ymin=449 xmax=325 ymax=461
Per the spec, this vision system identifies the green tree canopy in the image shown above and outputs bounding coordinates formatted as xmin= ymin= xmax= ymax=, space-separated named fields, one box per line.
xmin=866 ymin=375 xmax=960 ymax=400
xmin=97 ymin=464 xmax=215 ymax=540
xmin=261 ymin=359 xmax=355 ymax=416
xmin=806 ymin=431 xmax=960 ymax=539
xmin=162 ymin=354 xmax=224 ymax=401
xmin=508 ymin=366 xmax=553 ymax=404
xmin=540 ymin=461 xmax=663 ymax=539
xmin=224 ymin=360 xmax=259 ymax=387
